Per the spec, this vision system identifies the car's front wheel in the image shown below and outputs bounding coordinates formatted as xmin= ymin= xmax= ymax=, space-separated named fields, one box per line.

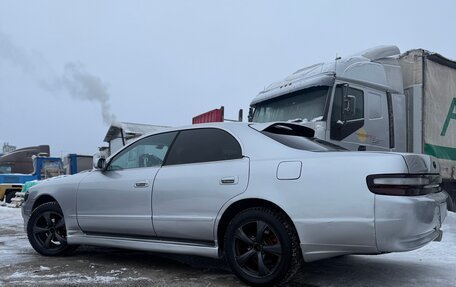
xmin=224 ymin=207 xmax=302 ymax=286
xmin=27 ymin=202 xmax=76 ymax=256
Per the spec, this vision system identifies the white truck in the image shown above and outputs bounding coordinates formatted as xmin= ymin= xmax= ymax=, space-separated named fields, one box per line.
xmin=249 ymin=45 xmax=456 ymax=210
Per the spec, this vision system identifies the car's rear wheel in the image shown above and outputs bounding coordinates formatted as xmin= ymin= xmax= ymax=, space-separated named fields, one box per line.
xmin=27 ymin=202 xmax=77 ymax=256
xmin=224 ymin=207 xmax=302 ymax=286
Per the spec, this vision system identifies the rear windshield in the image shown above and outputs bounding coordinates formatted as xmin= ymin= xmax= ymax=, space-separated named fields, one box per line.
xmin=259 ymin=124 xmax=345 ymax=152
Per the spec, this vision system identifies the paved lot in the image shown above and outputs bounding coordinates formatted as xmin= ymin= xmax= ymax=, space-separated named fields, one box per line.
xmin=1 ymin=206 xmax=455 ymax=286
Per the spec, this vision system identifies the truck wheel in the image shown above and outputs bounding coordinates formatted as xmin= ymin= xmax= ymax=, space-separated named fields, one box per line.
xmin=5 ymin=190 xmax=15 ymax=203
xmin=224 ymin=207 xmax=302 ymax=286
xmin=27 ymin=202 xmax=77 ymax=256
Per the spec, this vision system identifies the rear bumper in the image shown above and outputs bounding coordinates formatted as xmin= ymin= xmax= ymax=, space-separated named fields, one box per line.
xmin=375 ymin=191 xmax=447 ymax=252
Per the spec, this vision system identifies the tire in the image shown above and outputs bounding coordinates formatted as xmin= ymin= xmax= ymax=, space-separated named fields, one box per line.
xmin=224 ymin=207 xmax=302 ymax=286
xmin=5 ymin=190 xmax=15 ymax=203
xmin=27 ymin=202 xmax=77 ymax=256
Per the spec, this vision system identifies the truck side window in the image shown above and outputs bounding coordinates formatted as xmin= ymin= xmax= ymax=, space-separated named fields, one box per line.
xmin=368 ymin=92 xmax=383 ymax=119
xmin=330 ymin=85 xmax=365 ymax=141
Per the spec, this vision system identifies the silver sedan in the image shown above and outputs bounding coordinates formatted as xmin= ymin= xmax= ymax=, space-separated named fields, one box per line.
xmin=22 ymin=122 xmax=448 ymax=286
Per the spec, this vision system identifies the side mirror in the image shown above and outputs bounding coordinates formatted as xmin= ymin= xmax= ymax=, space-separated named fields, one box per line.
xmin=93 ymin=155 xmax=106 ymax=170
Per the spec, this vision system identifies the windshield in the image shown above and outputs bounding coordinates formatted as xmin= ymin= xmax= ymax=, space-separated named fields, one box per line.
xmin=252 ymin=86 xmax=330 ymax=123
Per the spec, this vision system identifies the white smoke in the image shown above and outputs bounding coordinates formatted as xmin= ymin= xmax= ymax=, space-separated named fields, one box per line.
xmin=0 ymin=31 xmax=116 ymax=125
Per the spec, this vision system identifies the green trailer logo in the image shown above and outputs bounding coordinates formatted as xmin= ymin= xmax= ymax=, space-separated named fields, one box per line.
xmin=441 ymin=97 xmax=456 ymax=137
xmin=426 ymin=98 xmax=456 ymax=161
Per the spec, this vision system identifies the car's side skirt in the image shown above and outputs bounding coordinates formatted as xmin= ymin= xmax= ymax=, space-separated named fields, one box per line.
xmin=300 ymin=243 xmax=379 ymax=262
xmin=67 ymin=233 xmax=219 ymax=259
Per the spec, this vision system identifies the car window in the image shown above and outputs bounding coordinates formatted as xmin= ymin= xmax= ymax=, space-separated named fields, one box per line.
xmin=107 ymin=132 xmax=177 ymax=171
xmin=164 ymin=128 xmax=242 ymax=165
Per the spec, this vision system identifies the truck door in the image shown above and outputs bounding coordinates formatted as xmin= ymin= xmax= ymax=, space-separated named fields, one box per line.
xmin=329 ymin=84 xmax=390 ymax=151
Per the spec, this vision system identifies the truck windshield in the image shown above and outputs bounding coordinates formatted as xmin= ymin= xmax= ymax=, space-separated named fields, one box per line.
xmin=40 ymin=160 xmax=65 ymax=179
xmin=252 ymin=86 xmax=330 ymax=123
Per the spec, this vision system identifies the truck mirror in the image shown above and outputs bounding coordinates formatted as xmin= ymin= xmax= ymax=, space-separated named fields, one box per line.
xmin=343 ymin=95 xmax=356 ymax=118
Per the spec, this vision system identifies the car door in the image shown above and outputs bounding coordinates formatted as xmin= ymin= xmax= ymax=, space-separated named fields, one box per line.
xmin=76 ymin=131 xmax=177 ymax=236
xmin=152 ymin=128 xmax=249 ymax=242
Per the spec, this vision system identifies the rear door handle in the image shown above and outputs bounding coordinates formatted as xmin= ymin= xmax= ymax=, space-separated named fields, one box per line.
xmin=134 ymin=181 xmax=149 ymax=188
xmin=220 ymin=176 xmax=238 ymax=185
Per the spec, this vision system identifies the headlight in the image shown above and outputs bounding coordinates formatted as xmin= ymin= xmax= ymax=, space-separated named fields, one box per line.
xmin=366 ymin=174 xmax=441 ymax=196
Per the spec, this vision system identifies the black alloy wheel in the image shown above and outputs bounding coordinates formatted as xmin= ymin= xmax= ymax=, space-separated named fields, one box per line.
xmin=225 ymin=207 xmax=302 ymax=286
xmin=27 ymin=202 xmax=76 ymax=256
xmin=234 ymin=220 xmax=282 ymax=278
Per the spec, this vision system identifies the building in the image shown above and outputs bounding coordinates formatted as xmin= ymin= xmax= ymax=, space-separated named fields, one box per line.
xmin=103 ymin=122 xmax=170 ymax=155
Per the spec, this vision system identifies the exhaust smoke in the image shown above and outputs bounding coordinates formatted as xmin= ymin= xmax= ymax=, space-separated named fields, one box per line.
xmin=0 ymin=31 xmax=116 ymax=125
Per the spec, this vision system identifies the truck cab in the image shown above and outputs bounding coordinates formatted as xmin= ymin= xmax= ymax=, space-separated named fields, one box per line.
xmin=250 ymin=46 xmax=406 ymax=152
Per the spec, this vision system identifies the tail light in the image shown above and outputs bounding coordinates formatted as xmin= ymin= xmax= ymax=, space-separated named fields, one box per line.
xmin=366 ymin=174 xmax=441 ymax=196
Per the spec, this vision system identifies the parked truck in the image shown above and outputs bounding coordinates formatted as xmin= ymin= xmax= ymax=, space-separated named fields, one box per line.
xmin=0 ymin=153 xmax=92 ymax=203
xmin=0 ymin=155 xmax=63 ymax=203
xmin=249 ymin=45 xmax=456 ymax=210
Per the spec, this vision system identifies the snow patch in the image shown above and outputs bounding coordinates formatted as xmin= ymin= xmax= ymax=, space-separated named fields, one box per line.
xmin=39 ymin=266 xmax=51 ymax=271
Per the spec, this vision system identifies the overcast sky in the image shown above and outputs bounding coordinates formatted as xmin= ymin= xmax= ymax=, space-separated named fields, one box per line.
xmin=0 ymin=0 xmax=455 ymax=156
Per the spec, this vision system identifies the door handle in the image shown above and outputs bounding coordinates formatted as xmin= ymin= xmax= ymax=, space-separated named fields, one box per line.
xmin=134 ymin=181 xmax=149 ymax=188
xmin=220 ymin=176 xmax=238 ymax=185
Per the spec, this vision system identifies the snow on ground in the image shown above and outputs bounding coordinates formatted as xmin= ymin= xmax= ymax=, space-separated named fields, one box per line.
xmin=0 ymin=205 xmax=455 ymax=286
xmin=0 ymin=206 xmax=32 ymax=266
xmin=0 ymin=204 xmax=23 ymax=226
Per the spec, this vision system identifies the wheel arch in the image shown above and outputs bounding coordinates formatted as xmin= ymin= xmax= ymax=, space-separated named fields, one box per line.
xmin=32 ymin=194 xmax=59 ymax=211
xmin=216 ymin=198 xmax=299 ymax=255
